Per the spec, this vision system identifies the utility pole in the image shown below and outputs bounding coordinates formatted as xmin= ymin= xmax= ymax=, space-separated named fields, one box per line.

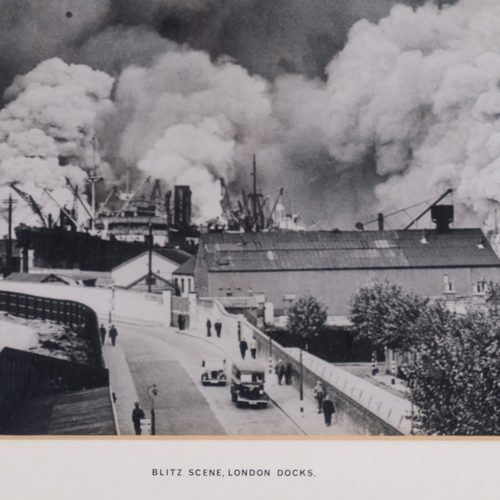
xmin=2 ymin=194 xmax=17 ymax=276
xmin=252 ymin=155 xmax=257 ymax=220
xmin=299 ymin=347 xmax=304 ymax=415
xmin=148 ymin=224 xmax=153 ymax=293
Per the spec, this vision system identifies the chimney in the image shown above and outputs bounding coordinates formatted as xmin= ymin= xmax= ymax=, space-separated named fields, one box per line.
xmin=174 ymin=186 xmax=192 ymax=230
xmin=377 ymin=213 xmax=384 ymax=231
xmin=431 ymin=205 xmax=454 ymax=232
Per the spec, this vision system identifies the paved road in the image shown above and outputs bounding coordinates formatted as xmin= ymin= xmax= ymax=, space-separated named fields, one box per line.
xmin=112 ymin=323 xmax=302 ymax=436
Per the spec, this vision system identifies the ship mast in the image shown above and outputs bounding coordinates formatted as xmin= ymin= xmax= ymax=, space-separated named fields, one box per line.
xmin=86 ymin=136 xmax=103 ymax=229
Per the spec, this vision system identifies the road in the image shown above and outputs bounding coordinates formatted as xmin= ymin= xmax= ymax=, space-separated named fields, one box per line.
xmin=112 ymin=322 xmax=303 ymax=436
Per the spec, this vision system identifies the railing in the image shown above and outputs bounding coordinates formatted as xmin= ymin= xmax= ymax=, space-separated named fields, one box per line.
xmin=0 ymin=291 xmax=110 ymax=433
xmin=0 ymin=290 xmax=104 ymax=368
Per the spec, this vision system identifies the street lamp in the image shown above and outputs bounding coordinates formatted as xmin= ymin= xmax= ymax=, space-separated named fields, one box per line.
xmin=299 ymin=347 xmax=304 ymax=415
xmin=268 ymin=334 xmax=273 ymax=374
xmin=147 ymin=384 xmax=159 ymax=435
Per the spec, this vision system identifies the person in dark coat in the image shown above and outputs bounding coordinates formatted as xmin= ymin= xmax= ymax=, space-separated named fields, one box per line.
xmin=99 ymin=324 xmax=107 ymax=346
xmin=206 ymin=319 xmax=212 ymax=337
xmin=313 ymin=381 xmax=325 ymax=413
xmin=284 ymin=361 xmax=293 ymax=385
xmin=109 ymin=325 xmax=118 ymax=346
xmin=322 ymin=395 xmax=336 ymax=427
xmin=275 ymin=359 xmax=286 ymax=385
xmin=214 ymin=320 xmax=222 ymax=338
xmin=132 ymin=402 xmax=145 ymax=435
xmin=239 ymin=338 xmax=248 ymax=359
xmin=178 ymin=314 xmax=185 ymax=331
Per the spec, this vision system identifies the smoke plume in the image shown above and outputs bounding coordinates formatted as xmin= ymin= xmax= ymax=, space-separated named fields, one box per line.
xmin=0 ymin=58 xmax=114 ymax=232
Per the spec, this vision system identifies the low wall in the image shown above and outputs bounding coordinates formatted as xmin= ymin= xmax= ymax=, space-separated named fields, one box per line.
xmin=0 ymin=282 xmax=171 ymax=326
xmin=114 ymin=289 xmax=171 ymax=325
xmin=197 ymin=297 xmax=408 ymax=436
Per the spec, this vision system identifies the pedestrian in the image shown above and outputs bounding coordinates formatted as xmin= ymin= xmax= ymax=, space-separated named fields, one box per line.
xmin=275 ymin=359 xmax=286 ymax=385
xmin=322 ymin=395 xmax=336 ymax=427
xmin=109 ymin=325 xmax=118 ymax=346
xmin=99 ymin=324 xmax=107 ymax=346
xmin=249 ymin=337 xmax=257 ymax=359
xmin=206 ymin=318 xmax=212 ymax=337
xmin=214 ymin=320 xmax=222 ymax=338
xmin=178 ymin=314 xmax=185 ymax=331
xmin=313 ymin=381 xmax=325 ymax=413
xmin=132 ymin=402 xmax=145 ymax=436
xmin=239 ymin=338 xmax=248 ymax=359
xmin=285 ymin=361 xmax=293 ymax=385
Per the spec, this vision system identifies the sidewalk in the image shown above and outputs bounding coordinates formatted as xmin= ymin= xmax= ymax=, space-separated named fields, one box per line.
xmin=179 ymin=326 xmax=352 ymax=436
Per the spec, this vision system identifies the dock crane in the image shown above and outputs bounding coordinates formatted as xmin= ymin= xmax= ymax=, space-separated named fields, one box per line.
xmin=9 ymin=183 xmax=47 ymax=228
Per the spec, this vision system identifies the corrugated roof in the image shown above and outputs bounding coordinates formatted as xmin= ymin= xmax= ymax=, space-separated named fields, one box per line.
xmin=199 ymin=229 xmax=500 ymax=272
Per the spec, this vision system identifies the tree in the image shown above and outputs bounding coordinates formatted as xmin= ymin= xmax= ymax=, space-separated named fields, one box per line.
xmin=287 ymin=294 xmax=327 ymax=346
xmin=350 ymin=279 xmax=429 ymax=350
xmin=406 ymin=303 xmax=500 ymax=435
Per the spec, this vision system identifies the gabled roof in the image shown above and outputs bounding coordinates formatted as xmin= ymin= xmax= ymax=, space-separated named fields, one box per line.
xmin=124 ymin=272 xmax=176 ymax=290
xmin=3 ymin=273 xmax=69 ymax=284
xmin=198 ymin=229 xmax=500 ymax=272
xmin=173 ymin=257 xmax=196 ymax=276
xmin=112 ymin=248 xmax=190 ymax=272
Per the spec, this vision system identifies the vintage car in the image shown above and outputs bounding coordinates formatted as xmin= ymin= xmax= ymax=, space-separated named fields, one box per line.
xmin=230 ymin=360 xmax=269 ymax=409
xmin=201 ymin=358 xmax=227 ymax=386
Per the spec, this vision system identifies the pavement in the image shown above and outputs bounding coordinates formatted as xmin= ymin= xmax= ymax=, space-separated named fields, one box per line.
xmin=100 ymin=315 xmax=351 ymax=436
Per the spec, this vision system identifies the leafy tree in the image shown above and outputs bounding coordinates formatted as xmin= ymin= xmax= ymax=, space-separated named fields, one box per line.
xmin=287 ymin=294 xmax=327 ymax=346
xmin=406 ymin=303 xmax=500 ymax=435
xmin=350 ymin=280 xmax=429 ymax=350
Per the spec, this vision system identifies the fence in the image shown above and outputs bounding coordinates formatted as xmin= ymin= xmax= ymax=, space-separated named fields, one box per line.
xmin=0 ymin=290 xmax=104 ymax=368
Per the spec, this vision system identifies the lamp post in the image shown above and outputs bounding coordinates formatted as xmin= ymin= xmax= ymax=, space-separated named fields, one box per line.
xmin=268 ymin=334 xmax=273 ymax=374
xmin=299 ymin=347 xmax=304 ymax=415
xmin=147 ymin=384 xmax=159 ymax=435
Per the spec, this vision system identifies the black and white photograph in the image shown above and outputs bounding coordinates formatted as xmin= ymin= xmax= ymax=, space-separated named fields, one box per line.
xmin=0 ymin=0 xmax=500 ymax=453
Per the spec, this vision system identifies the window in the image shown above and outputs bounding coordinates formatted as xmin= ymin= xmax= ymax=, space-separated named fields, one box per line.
xmin=181 ymin=279 xmax=185 ymax=293
xmin=146 ymin=276 xmax=156 ymax=285
xmin=475 ymin=281 xmax=488 ymax=294
xmin=443 ymin=275 xmax=455 ymax=294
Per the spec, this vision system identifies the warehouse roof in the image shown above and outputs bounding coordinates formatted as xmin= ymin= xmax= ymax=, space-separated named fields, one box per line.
xmin=198 ymin=229 xmax=500 ymax=272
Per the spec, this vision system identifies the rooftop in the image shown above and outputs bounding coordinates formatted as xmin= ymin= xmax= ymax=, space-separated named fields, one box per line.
xmin=198 ymin=229 xmax=500 ymax=272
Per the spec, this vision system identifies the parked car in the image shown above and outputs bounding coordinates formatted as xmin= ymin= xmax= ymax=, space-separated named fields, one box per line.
xmin=201 ymin=358 xmax=227 ymax=386
xmin=230 ymin=360 xmax=269 ymax=409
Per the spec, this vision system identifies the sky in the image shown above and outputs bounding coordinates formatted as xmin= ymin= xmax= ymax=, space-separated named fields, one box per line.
xmin=4 ymin=0 xmax=500 ymax=234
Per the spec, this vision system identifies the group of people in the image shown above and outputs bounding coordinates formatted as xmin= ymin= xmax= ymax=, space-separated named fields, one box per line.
xmin=239 ymin=337 xmax=257 ymax=359
xmin=206 ymin=319 xmax=223 ymax=338
xmin=99 ymin=324 xmax=118 ymax=346
xmin=313 ymin=381 xmax=336 ymax=427
xmin=274 ymin=359 xmax=293 ymax=385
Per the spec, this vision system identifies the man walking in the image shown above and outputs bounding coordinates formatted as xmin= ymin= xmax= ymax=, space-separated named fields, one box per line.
xmin=206 ymin=318 xmax=212 ymax=337
xmin=239 ymin=338 xmax=248 ymax=359
xmin=275 ymin=359 xmax=286 ymax=385
xmin=132 ymin=402 xmax=145 ymax=436
xmin=285 ymin=361 xmax=293 ymax=385
xmin=249 ymin=337 xmax=257 ymax=359
xmin=313 ymin=381 xmax=325 ymax=413
xmin=322 ymin=395 xmax=336 ymax=427
xmin=109 ymin=325 xmax=118 ymax=346
xmin=214 ymin=320 xmax=222 ymax=338
xmin=99 ymin=324 xmax=107 ymax=346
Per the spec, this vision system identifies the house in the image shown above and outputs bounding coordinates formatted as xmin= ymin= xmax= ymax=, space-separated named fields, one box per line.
xmin=172 ymin=258 xmax=196 ymax=297
xmin=194 ymin=227 xmax=500 ymax=319
xmin=112 ymin=248 xmax=191 ymax=292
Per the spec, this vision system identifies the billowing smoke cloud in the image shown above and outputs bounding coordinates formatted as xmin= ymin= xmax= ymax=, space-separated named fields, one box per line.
xmin=114 ymin=50 xmax=273 ymax=220
xmin=0 ymin=58 xmax=114 ymax=233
